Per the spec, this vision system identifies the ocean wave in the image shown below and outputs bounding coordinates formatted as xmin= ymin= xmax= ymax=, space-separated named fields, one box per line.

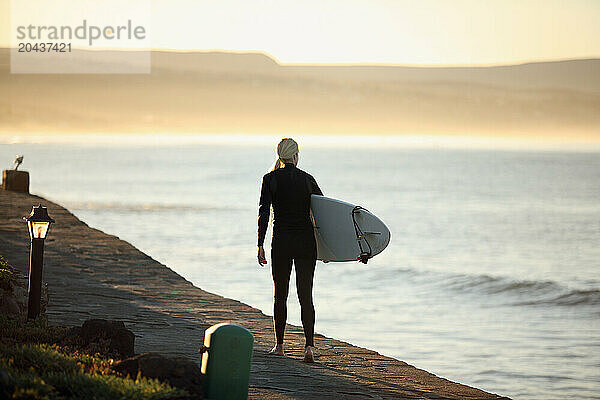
xmin=449 ymin=274 xmax=600 ymax=307
xmin=450 ymin=274 xmax=600 ymax=307
xmin=397 ymin=268 xmax=600 ymax=307
xmin=445 ymin=274 xmax=559 ymax=294
xmin=513 ymin=289 xmax=600 ymax=307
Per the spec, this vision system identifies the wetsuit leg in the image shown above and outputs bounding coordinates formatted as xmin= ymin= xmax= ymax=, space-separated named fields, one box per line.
xmin=294 ymin=257 xmax=316 ymax=347
xmin=271 ymin=248 xmax=293 ymax=345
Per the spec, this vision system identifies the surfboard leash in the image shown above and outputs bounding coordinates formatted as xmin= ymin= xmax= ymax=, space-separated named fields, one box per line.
xmin=352 ymin=206 xmax=372 ymax=264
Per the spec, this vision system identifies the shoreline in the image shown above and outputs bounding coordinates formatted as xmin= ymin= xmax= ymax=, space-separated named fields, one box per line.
xmin=0 ymin=189 xmax=510 ymax=399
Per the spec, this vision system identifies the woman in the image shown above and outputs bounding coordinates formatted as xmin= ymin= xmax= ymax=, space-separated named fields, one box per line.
xmin=257 ymin=138 xmax=322 ymax=363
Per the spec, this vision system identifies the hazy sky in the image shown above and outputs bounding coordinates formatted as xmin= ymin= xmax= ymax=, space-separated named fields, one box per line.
xmin=2 ymin=0 xmax=599 ymax=65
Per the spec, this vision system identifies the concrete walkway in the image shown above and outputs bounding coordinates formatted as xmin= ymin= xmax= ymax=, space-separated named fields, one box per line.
xmin=0 ymin=189 xmax=509 ymax=399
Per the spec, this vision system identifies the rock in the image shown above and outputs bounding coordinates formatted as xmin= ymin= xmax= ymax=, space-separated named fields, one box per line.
xmin=62 ymin=319 xmax=135 ymax=359
xmin=12 ymin=285 xmax=28 ymax=313
xmin=0 ymin=294 xmax=20 ymax=315
xmin=112 ymin=353 xmax=204 ymax=399
xmin=80 ymin=319 xmax=126 ymax=339
xmin=82 ymin=319 xmax=135 ymax=358
xmin=0 ymin=268 xmax=47 ymax=317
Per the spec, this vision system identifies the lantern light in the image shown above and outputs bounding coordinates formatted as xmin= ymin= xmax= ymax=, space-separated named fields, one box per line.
xmin=24 ymin=204 xmax=55 ymax=240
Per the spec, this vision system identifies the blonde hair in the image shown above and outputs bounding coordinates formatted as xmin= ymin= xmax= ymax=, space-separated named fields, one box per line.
xmin=271 ymin=138 xmax=299 ymax=171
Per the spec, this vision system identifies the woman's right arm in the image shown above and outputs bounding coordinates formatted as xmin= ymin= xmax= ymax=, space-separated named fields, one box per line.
xmin=257 ymin=174 xmax=271 ymax=248
xmin=308 ymin=174 xmax=323 ymax=196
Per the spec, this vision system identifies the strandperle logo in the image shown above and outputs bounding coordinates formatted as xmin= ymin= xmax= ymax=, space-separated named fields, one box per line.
xmin=15 ymin=19 xmax=147 ymax=46
xmin=10 ymin=0 xmax=151 ymax=73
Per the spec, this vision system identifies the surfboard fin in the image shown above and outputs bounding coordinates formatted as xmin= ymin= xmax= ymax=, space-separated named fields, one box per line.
xmin=358 ymin=252 xmax=370 ymax=264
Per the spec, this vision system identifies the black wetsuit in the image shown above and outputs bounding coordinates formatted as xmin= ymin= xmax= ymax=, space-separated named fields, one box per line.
xmin=258 ymin=162 xmax=322 ymax=347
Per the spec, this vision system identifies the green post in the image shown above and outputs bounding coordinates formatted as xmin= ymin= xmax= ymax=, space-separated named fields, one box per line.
xmin=201 ymin=323 xmax=254 ymax=400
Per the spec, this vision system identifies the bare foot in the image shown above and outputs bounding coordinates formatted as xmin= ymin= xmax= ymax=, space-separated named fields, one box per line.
xmin=268 ymin=344 xmax=285 ymax=356
xmin=303 ymin=346 xmax=315 ymax=363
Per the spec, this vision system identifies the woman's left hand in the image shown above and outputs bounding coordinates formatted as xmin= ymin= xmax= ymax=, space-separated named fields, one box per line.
xmin=257 ymin=246 xmax=267 ymax=266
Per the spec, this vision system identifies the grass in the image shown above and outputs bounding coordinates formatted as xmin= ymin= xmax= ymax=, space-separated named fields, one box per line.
xmin=0 ymin=257 xmax=188 ymax=400
xmin=0 ymin=343 xmax=186 ymax=400
xmin=0 ymin=314 xmax=67 ymax=347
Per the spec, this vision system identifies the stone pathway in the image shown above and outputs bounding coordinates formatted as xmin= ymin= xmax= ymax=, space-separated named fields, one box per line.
xmin=0 ymin=190 xmax=509 ymax=399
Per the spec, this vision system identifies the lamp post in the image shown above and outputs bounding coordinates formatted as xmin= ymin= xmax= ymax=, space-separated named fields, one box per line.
xmin=24 ymin=204 xmax=54 ymax=320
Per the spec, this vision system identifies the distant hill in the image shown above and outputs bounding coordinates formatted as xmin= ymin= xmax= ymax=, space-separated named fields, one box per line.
xmin=1 ymin=48 xmax=599 ymax=138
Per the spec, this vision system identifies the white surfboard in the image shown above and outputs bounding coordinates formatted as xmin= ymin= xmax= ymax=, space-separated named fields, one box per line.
xmin=310 ymin=195 xmax=390 ymax=263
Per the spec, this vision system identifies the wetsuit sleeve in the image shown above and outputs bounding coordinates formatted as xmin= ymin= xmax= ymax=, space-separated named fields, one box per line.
xmin=307 ymin=174 xmax=323 ymax=196
xmin=257 ymin=174 xmax=271 ymax=247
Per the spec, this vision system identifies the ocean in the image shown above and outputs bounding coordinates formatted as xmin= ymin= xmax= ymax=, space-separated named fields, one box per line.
xmin=1 ymin=134 xmax=599 ymax=399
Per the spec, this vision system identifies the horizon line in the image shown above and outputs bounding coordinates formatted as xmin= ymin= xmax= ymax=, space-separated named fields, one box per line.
xmin=2 ymin=133 xmax=600 ymax=152
xmin=1 ymin=46 xmax=598 ymax=68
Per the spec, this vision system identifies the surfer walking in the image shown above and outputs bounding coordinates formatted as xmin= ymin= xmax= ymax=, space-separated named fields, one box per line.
xmin=257 ymin=138 xmax=323 ymax=363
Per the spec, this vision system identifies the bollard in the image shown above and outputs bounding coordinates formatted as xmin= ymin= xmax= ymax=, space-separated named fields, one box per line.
xmin=23 ymin=205 xmax=54 ymax=320
xmin=201 ymin=323 xmax=254 ymax=400
xmin=27 ymin=238 xmax=45 ymax=319
xmin=2 ymin=170 xmax=29 ymax=193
